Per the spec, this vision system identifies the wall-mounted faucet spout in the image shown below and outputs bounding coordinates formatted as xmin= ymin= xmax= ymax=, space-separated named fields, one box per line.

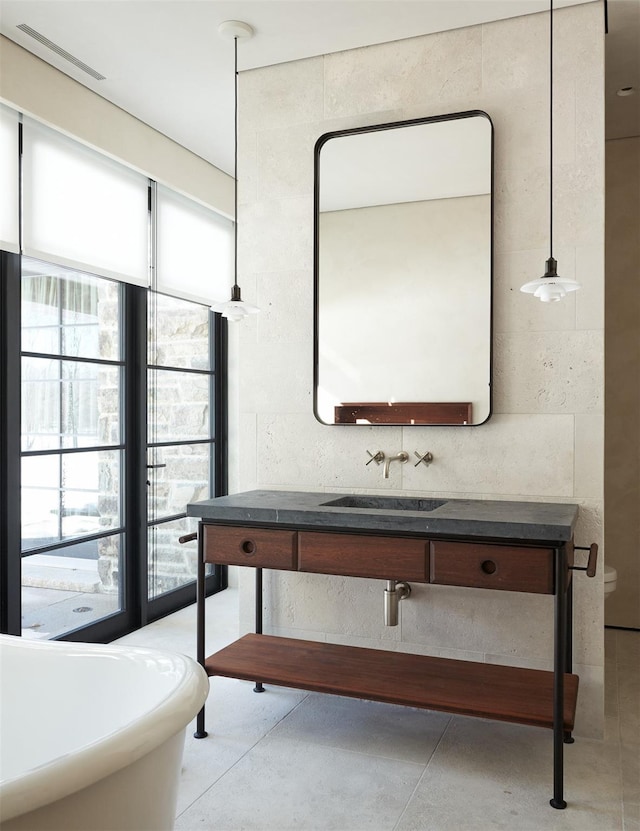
xmin=384 ymin=580 xmax=411 ymax=626
xmin=383 ymin=451 xmax=409 ymax=479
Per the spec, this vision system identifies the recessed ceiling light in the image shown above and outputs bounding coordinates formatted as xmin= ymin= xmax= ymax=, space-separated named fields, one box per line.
xmin=616 ymin=87 xmax=635 ymax=97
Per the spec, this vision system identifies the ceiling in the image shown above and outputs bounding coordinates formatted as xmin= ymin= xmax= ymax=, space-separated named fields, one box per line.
xmin=0 ymin=0 xmax=638 ymax=176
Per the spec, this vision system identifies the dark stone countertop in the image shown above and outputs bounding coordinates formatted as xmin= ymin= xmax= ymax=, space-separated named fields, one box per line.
xmin=187 ymin=489 xmax=579 ymax=544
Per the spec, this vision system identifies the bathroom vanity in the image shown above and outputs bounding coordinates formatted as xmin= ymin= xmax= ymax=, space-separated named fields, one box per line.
xmin=187 ymin=490 xmax=596 ymax=809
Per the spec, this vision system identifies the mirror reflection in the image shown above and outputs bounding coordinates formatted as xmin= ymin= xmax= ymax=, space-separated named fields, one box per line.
xmin=314 ymin=111 xmax=493 ymax=426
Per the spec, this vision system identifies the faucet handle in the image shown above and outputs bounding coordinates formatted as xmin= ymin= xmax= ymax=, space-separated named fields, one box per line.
xmin=366 ymin=450 xmax=385 ymax=466
xmin=414 ymin=451 xmax=433 ymax=468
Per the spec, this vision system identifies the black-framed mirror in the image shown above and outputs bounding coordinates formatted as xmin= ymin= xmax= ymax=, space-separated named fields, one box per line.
xmin=313 ymin=111 xmax=493 ymax=426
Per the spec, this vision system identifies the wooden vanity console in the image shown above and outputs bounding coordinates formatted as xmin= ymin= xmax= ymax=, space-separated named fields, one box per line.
xmin=201 ymin=524 xmax=576 ymax=729
xmin=188 ymin=489 xmax=594 ymax=809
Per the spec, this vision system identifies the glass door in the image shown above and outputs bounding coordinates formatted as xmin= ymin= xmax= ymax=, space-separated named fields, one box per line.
xmin=146 ymin=292 xmax=217 ymax=605
xmin=20 ymin=258 xmax=125 ymax=638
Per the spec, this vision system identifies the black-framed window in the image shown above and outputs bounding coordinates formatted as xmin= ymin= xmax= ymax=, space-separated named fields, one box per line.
xmin=0 ymin=251 xmax=227 ymax=642
xmin=146 ymin=292 xmax=220 ymax=609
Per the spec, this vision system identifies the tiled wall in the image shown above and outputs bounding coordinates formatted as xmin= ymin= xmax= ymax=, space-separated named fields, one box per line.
xmin=231 ymin=3 xmax=605 ymax=737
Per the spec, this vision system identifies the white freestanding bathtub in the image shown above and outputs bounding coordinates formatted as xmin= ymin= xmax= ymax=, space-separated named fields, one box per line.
xmin=0 ymin=634 xmax=209 ymax=831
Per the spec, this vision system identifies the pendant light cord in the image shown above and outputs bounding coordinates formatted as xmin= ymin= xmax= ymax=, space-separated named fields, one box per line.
xmin=234 ymin=35 xmax=239 ymax=292
xmin=549 ymin=0 xmax=553 ymax=259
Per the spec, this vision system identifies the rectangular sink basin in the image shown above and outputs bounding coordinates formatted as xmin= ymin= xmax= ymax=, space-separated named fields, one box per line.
xmin=321 ymin=495 xmax=447 ymax=512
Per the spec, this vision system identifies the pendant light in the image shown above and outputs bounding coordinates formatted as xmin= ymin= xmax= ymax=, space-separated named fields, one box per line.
xmin=211 ymin=20 xmax=259 ymax=322
xmin=520 ymin=0 xmax=580 ymax=303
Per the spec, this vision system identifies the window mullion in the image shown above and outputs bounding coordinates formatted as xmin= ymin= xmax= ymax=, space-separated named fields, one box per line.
xmin=0 ymin=251 xmax=22 ymax=635
xmin=57 ymin=279 xmax=64 ymax=537
xmin=213 ymin=311 xmax=228 ymax=498
xmin=123 ymin=282 xmax=148 ymax=629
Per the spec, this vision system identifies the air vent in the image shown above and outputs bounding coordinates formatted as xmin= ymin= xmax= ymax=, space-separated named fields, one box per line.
xmin=16 ymin=24 xmax=106 ymax=81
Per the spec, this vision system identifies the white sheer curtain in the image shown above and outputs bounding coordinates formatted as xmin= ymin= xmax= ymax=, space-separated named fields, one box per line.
xmin=156 ymin=185 xmax=233 ymax=305
xmin=22 ymin=118 xmax=150 ymax=285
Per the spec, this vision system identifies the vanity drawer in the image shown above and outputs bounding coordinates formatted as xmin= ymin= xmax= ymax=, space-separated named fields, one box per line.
xmin=203 ymin=525 xmax=297 ymax=570
xmin=298 ymin=532 xmax=427 ymax=581
xmin=429 ymin=541 xmax=554 ymax=594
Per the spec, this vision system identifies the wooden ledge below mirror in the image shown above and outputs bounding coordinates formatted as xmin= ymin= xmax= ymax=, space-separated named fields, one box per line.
xmin=334 ymin=401 xmax=472 ymax=425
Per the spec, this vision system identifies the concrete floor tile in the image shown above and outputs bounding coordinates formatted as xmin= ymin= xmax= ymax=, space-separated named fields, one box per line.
xmin=606 ymin=715 xmax=623 ymax=746
xmin=624 ymin=802 xmax=640 ymax=831
xmin=605 ymin=628 xmax=618 ymax=662
xmin=395 ymin=717 xmax=623 ymax=831
xmin=177 ymin=727 xmax=257 ymax=816
xmin=607 ymin=659 xmax=620 ymax=719
xmin=175 ymin=735 xmax=424 ymax=831
xmin=621 ymin=742 xmax=640 ymax=805
xmin=115 ymin=589 xmax=240 ymax=658
xmin=202 ymin=676 xmax=309 ymax=744
xmin=269 ymin=692 xmax=451 ymax=764
xmin=177 ymin=679 xmax=308 ymax=814
xmin=618 ymin=671 xmax=640 ymax=745
xmin=616 ymin=632 xmax=640 ymax=669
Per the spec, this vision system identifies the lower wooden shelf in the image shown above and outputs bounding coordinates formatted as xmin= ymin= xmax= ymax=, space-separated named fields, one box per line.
xmin=204 ymin=634 xmax=579 ymax=731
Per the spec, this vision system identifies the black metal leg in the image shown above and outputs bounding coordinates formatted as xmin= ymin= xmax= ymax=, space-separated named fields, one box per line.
xmin=550 ymin=545 xmax=567 ymax=809
xmin=564 ymin=579 xmax=575 ymax=744
xmin=254 ymin=567 xmax=265 ymax=693
xmin=194 ymin=524 xmax=208 ymax=738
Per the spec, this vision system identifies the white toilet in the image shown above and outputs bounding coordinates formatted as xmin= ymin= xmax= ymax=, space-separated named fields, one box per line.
xmin=604 ymin=565 xmax=618 ymax=601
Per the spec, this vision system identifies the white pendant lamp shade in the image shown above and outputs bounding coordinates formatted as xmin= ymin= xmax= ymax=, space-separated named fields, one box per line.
xmin=212 ymin=20 xmax=259 ymax=323
xmin=520 ymin=0 xmax=580 ymax=303
xmin=211 ymin=286 xmax=259 ymax=321
xmin=520 ymin=257 xmax=581 ymax=303
xmin=219 ymin=302 xmax=259 ymax=322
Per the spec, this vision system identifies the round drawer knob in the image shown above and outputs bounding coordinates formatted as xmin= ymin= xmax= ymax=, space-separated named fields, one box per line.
xmin=241 ymin=539 xmax=256 ymax=556
xmin=481 ymin=559 xmax=497 ymax=575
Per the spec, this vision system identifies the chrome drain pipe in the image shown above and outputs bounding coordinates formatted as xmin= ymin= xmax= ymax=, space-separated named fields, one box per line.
xmin=384 ymin=580 xmax=411 ymax=626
